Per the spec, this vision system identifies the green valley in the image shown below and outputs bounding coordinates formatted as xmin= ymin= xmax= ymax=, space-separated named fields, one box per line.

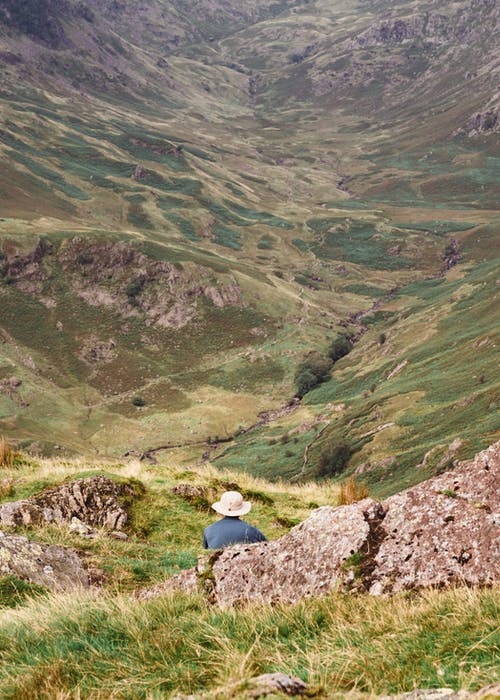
xmin=0 ymin=0 xmax=498 ymax=495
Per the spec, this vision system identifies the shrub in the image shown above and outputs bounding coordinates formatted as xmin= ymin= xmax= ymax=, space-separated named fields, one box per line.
xmin=337 ymin=476 xmax=369 ymax=505
xmin=0 ymin=437 xmax=15 ymax=468
xmin=126 ymin=278 xmax=145 ymax=306
xmin=294 ymin=352 xmax=333 ymax=397
xmin=328 ymin=335 xmax=353 ymax=362
xmin=257 ymin=236 xmax=273 ymax=250
xmin=242 ymin=489 xmax=274 ymax=506
xmin=76 ymin=252 xmax=94 ymax=266
xmin=378 ymin=333 xmax=386 ymax=345
xmin=316 ymin=439 xmax=352 ymax=478
xmin=131 ymin=396 xmax=146 ymax=407
xmin=294 ymin=368 xmax=320 ymax=398
xmin=273 ymin=515 xmax=299 ymax=528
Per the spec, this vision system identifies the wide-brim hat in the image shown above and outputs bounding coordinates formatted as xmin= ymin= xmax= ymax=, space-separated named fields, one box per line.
xmin=212 ymin=490 xmax=251 ymax=517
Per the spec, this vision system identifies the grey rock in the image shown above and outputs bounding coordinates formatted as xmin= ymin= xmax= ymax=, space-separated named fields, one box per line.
xmin=246 ymin=672 xmax=307 ymax=697
xmin=136 ymin=566 xmax=199 ymax=600
xmin=0 ymin=476 xmax=142 ymax=532
xmin=0 ymin=530 xmax=89 ymax=591
xmin=208 ymin=499 xmax=375 ymax=606
xmin=380 ymin=685 xmax=500 ymax=699
xmin=69 ymin=516 xmax=94 ymax=536
xmin=370 ymin=441 xmax=499 ymax=594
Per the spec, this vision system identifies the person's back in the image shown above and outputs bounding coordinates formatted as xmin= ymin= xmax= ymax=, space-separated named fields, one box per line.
xmin=202 ymin=491 xmax=267 ymax=549
xmin=203 ymin=516 xmax=266 ymax=549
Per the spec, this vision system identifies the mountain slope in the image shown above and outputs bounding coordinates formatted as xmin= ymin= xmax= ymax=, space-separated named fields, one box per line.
xmin=0 ymin=0 xmax=498 ymax=492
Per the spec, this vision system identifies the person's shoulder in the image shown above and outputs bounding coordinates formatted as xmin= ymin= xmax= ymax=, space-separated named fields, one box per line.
xmin=242 ymin=520 xmax=267 ymax=541
xmin=203 ymin=520 xmax=219 ymax=535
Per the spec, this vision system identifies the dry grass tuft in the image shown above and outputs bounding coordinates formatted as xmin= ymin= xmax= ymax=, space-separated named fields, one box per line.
xmin=337 ymin=476 xmax=369 ymax=506
xmin=0 ymin=477 xmax=14 ymax=498
xmin=0 ymin=436 xmax=15 ymax=468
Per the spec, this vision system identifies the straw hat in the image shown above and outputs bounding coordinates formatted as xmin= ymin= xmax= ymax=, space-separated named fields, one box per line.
xmin=212 ymin=491 xmax=251 ymax=517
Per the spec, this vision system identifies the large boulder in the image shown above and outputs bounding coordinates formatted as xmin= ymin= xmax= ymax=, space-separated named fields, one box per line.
xmin=0 ymin=475 xmax=143 ymax=530
xmin=206 ymin=499 xmax=383 ymax=606
xmin=369 ymin=441 xmax=499 ymax=594
xmin=0 ymin=530 xmax=89 ymax=591
xmin=138 ymin=441 xmax=499 ymax=606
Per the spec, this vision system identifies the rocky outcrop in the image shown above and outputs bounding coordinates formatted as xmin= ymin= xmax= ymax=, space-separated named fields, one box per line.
xmin=0 ymin=476 xmax=143 ymax=531
xmin=138 ymin=442 xmax=499 ymax=605
xmin=351 ymin=1 xmax=498 ymax=50
xmin=351 ymin=12 xmax=472 ymax=49
xmin=207 ymin=500 xmax=383 ymax=606
xmin=2 ymin=237 xmax=245 ymax=331
xmin=464 ymin=108 xmax=499 ymax=136
xmin=368 ymin=442 xmax=499 ymax=594
xmin=0 ymin=530 xmax=89 ymax=591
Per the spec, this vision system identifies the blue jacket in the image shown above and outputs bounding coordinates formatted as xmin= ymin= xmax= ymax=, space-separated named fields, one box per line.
xmin=203 ymin=516 xmax=267 ymax=549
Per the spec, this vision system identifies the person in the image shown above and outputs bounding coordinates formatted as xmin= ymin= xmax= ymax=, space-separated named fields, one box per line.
xmin=203 ymin=490 xmax=267 ymax=549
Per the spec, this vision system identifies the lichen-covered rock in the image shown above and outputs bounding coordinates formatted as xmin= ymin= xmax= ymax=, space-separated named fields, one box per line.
xmin=208 ymin=500 xmax=379 ymax=606
xmin=136 ymin=565 xmax=199 ymax=601
xmin=0 ymin=476 xmax=142 ymax=531
xmin=244 ymin=672 xmax=308 ymax=697
xmin=0 ymin=530 xmax=89 ymax=591
xmin=170 ymin=483 xmax=211 ymax=507
xmin=369 ymin=441 xmax=499 ymax=594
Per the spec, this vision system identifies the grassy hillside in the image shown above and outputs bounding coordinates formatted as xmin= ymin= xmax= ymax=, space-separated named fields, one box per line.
xmin=216 ymin=251 xmax=500 ymax=496
xmin=0 ymin=454 xmax=498 ymax=699
xmin=1 ymin=586 xmax=497 ymax=699
xmin=0 ymin=453 xmax=339 ymax=592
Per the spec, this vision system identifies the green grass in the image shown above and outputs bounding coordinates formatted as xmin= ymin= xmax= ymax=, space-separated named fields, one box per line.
xmin=217 ymin=427 xmax=318 ymax=481
xmin=108 ymin=131 xmax=191 ymax=171
xmin=343 ymin=284 xmax=386 ymax=297
xmin=5 ymin=150 xmax=90 ymax=200
xmin=165 ymin=213 xmax=198 ymax=241
xmin=0 ymin=586 xmax=497 ymax=699
xmin=0 ymin=576 xmax=46 ymax=609
xmin=212 ymin=224 xmax=242 ymax=250
xmin=157 ymin=195 xmax=186 ymax=210
xmin=127 ymin=203 xmax=154 ymax=229
xmin=395 ymin=221 xmax=476 ymax=235
xmin=205 ymin=357 xmax=285 ymax=392
xmin=308 ymin=220 xmax=414 ymax=270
